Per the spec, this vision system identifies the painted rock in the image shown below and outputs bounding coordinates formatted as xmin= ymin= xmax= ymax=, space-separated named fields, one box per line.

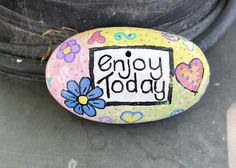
xmin=46 ymin=27 xmax=210 ymax=124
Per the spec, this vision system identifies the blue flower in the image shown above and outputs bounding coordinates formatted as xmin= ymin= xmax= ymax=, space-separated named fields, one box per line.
xmin=61 ymin=77 xmax=106 ymax=117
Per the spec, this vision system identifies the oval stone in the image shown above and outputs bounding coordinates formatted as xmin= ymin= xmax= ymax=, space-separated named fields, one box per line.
xmin=46 ymin=27 xmax=210 ymax=124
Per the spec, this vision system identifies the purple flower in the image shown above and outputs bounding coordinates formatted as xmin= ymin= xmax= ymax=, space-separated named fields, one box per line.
xmin=56 ymin=39 xmax=81 ymax=63
xmin=161 ymin=32 xmax=180 ymax=42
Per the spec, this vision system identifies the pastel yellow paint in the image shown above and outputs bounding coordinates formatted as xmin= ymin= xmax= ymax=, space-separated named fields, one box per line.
xmin=63 ymin=47 xmax=71 ymax=54
xmin=121 ymin=112 xmax=143 ymax=123
xmin=78 ymin=96 xmax=88 ymax=105
xmin=46 ymin=27 xmax=210 ymax=124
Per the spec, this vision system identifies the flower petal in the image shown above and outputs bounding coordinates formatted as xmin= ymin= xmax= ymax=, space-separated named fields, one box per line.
xmin=87 ymin=87 xmax=103 ymax=99
xmin=67 ymin=80 xmax=80 ymax=96
xmin=79 ymin=77 xmax=91 ymax=95
xmin=89 ymin=99 xmax=105 ymax=109
xmin=71 ymin=44 xmax=80 ymax=53
xmin=64 ymin=53 xmax=76 ymax=63
xmin=65 ymin=100 xmax=78 ymax=108
xmin=82 ymin=104 xmax=96 ymax=117
xmin=73 ymin=104 xmax=83 ymax=115
xmin=56 ymin=50 xmax=64 ymax=59
xmin=68 ymin=39 xmax=76 ymax=46
xmin=60 ymin=42 xmax=68 ymax=50
xmin=61 ymin=90 xmax=77 ymax=101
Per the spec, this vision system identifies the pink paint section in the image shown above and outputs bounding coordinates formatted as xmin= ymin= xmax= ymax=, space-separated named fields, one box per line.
xmin=87 ymin=30 xmax=106 ymax=45
xmin=45 ymin=35 xmax=94 ymax=120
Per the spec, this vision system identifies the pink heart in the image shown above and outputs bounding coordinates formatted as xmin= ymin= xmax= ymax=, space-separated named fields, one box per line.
xmin=87 ymin=30 xmax=106 ymax=45
xmin=175 ymin=58 xmax=204 ymax=93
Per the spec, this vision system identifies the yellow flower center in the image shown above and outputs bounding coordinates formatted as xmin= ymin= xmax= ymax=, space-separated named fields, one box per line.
xmin=78 ymin=96 xmax=88 ymax=105
xmin=63 ymin=47 xmax=71 ymax=54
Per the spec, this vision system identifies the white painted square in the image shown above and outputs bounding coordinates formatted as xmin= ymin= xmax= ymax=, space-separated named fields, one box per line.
xmin=89 ymin=46 xmax=173 ymax=105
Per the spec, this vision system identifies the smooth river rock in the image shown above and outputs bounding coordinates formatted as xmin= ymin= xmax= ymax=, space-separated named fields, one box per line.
xmin=46 ymin=27 xmax=210 ymax=124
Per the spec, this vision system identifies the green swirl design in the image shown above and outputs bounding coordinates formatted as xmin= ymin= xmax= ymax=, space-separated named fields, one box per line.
xmin=114 ymin=32 xmax=137 ymax=41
